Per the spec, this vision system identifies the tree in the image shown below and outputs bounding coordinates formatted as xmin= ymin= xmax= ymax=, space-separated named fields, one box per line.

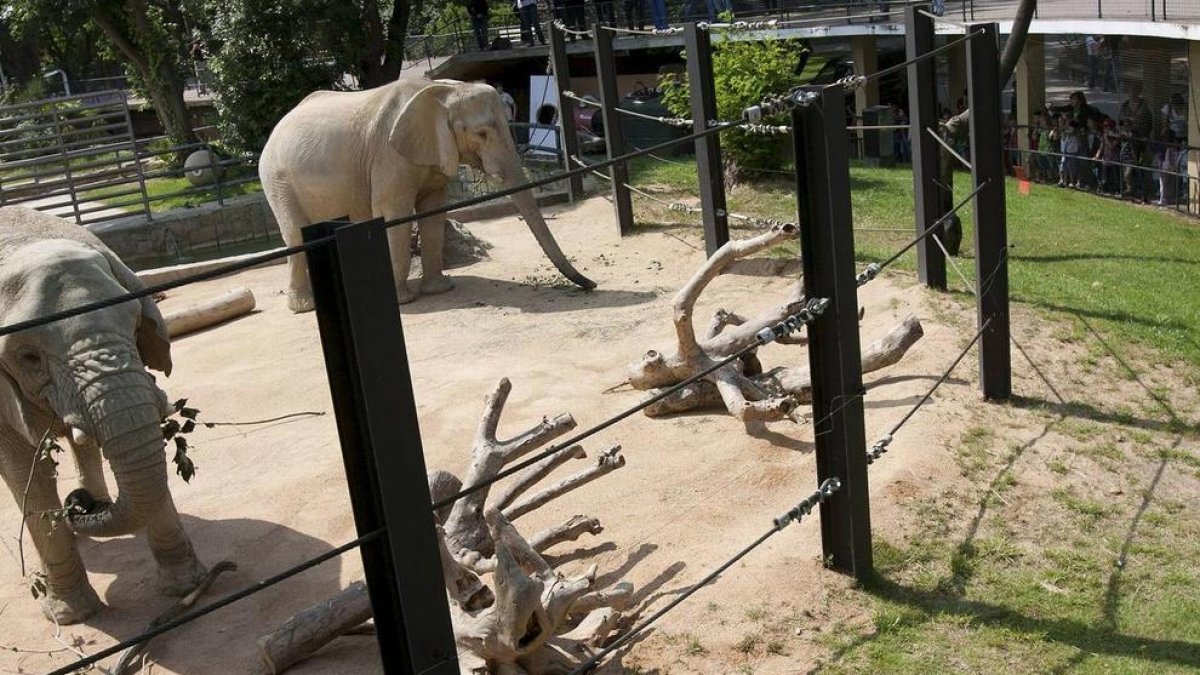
xmin=3 ymin=0 xmax=123 ymax=101
xmin=661 ymin=36 xmax=806 ymax=183
xmin=200 ymin=0 xmax=411 ymax=152
xmin=75 ymin=0 xmax=198 ymax=148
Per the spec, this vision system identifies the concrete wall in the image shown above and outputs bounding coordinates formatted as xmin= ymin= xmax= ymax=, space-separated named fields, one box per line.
xmin=88 ymin=193 xmax=282 ymax=271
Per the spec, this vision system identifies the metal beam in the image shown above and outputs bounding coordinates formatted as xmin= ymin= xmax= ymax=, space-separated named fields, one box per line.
xmin=593 ymin=22 xmax=635 ymax=235
xmin=905 ymin=7 xmax=946 ymax=290
xmin=548 ymin=22 xmax=585 ymax=201
xmin=792 ymin=86 xmax=873 ymax=582
xmin=306 ymin=220 xmax=459 ymax=674
xmin=684 ymin=22 xmax=729 ymax=256
xmin=966 ymin=23 xmax=1012 ymax=401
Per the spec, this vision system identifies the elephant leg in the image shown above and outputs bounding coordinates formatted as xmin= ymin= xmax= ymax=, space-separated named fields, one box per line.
xmin=417 ymin=191 xmax=454 ymax=296
xmin=269 ymin=189 xmax=316 ymax=313
xmin=0 ymin=428 xmax=101 ymax=624
xmin=375 ymin=189 xmax=419 ymax=304
xmin=67 ymin=433 xmax=109 ymax=501
xmin=145 ymin=495 xmax=207 ymax=596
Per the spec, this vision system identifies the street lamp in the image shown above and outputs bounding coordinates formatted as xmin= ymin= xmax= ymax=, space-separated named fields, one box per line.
xmin=43 ymin=69 xmax=71 ymax=97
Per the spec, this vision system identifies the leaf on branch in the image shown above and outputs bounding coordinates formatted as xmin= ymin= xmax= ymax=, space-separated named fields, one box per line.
xmin=181 ymin=419 xmax=195 ymax=434
xmin=172 ymin=398 xmax=188 ymax=411
xmin=29 ymin=573 xmax=47 ymax=600
xmin=162 ymin=418 xmax=181 ymax=440
xmin=180 ymin=407 xmax=200 ymax=420
xmin=174 ymin=436 xmax=196 ymax=482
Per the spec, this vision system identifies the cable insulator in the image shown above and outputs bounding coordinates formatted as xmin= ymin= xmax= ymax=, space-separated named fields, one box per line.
xmin=755 ymin=297 xmax=829 ymax=345
xmin=856 ymin=262 xmax=880 ymax=287
xmin=773 ymin=477 xmax=841 ymax=529
xmin=865 ymin=434 xmax=893 ymax=464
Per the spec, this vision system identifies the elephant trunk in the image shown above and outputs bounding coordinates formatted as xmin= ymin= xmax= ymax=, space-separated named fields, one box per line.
xmin=67 ymin=370 xmax=170 ymax=538
xmin=500 ymin=160 xmax=596 ymax=290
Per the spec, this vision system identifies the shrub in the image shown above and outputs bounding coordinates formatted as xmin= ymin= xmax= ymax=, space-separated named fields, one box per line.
xmin=661 ymin=34 xmax=808 ymax=181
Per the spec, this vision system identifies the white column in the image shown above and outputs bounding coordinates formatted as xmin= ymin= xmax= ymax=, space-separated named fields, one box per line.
xmin=1015 ymin=35 xmax=1045 ymax=154
xmin=850 ymin=35 xmax=879 ymax=120
xmin=1189 ymin=40 xmax=1199 ymax=213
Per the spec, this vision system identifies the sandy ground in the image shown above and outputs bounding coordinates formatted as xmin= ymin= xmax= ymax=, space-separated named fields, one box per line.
xmin=0 ymin=195 xmax=1191 ymax=675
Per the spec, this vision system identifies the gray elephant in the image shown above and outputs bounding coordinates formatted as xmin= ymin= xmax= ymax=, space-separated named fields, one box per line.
xmin=0 ymin=207 xmax=206 ymax=623
xmin=259 ymin=78 xmax=595 ymax=313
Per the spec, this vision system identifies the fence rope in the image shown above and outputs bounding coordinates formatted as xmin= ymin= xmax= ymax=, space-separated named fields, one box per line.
xmin=46 ymin=529 xmax=383 ymax=675
xmin=432 ymin=298 xmax=830 ymax=511
xmin=867 ymin=316 xmax=992 ymax=464
xmin=567 ymin=477 xmax=842 ymax=674
xmin=600 ymin=24 xmax=685 ymax=36
xmin=552 ymin=20 xmax=594 ymax=37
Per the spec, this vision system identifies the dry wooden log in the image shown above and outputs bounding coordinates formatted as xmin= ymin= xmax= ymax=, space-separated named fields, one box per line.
xmin=490 ymin=445 xmax=586 ymax=513
xmin=530 ymin=515 xmax=603 ymax=552
xmin=163 ymin=286 xmax=255 ymax=337
xmin=642 ymin=315 xmax=925 ymax=417
xmin=257 ymin=378 xmax=635 ymax=674
xmin=257 ymin=581 xmax=371 ymax=675
xmin=443 ymin=378 xmax=577 ymax=557
xmin=503 ymin=446 xmax=625 ymax=521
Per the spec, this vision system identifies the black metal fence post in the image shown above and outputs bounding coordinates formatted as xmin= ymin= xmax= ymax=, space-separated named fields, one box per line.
xmin=305 ymin=220 xmax=459 ymax=674
xmin=966 ymin=23 xmax=1012 ymax=401
xmin=549 ymin=22 xmax=585 ymax=201
xmin=792 ymin=86 xmax=873 ymax=582
xmin=684 ymin=22 xmax=729 ymax=256
xmin=594 ymin=22 xmax=635 ymax=235
xmin=905 ymin=7 xmax=946 ymax=290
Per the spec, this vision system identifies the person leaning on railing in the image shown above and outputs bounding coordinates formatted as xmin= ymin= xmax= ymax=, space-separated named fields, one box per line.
xmin=517 ymin=0 xmax=546 ymax=45
xmin=469 ymin=0 xmax=490 ymax=50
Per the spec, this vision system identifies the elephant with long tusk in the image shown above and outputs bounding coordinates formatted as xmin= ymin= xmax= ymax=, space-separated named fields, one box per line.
xmin=0 ymin=206 xmax=206 ymax=624
xmin=259 ymin=77 xmax=596 ymax=313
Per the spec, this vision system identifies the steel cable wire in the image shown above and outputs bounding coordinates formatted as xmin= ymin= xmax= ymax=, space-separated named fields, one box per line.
xmin=432 ymin=298 xmax=831 ymax=511
xmin=0 ymin=119 xmax=747 ymax=338
xmin=567 ymin=477 xmax=842 ymax=674
xmin=46 ymin=529 xmax=384 ymax=675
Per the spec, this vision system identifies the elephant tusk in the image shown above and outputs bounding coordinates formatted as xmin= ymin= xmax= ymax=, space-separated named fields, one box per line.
xmin=71 ymin=426 xmax=90 ymax=446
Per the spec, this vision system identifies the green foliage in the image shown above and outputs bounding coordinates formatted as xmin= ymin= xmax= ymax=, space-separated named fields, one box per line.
xmin=661 ymin=35 xmax=807 ymax=179
xmin=201 ymin=0 xmax=347 ymax=151
xmin=163 ymin=398 xmax=202 ymax=482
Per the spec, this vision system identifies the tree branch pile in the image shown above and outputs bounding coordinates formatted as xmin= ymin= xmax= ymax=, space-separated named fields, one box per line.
xmin=627 ymin=223 xmax=925 ymax=420
xmin=256 ymin=379 xmax=633 ymax=674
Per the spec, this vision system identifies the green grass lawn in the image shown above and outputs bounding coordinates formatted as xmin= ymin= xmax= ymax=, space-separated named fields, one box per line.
xmin=625 ymin=156 xmax=1200 ymax=373
xmin=86 ymin=174 xmax=262 ymax=213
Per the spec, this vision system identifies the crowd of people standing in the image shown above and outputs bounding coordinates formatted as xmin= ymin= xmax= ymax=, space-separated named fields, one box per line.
xmin=467 ymin=0 xmax=742 ymax=49
xmin=1012 ymin=83 xmax=1191 ymax=208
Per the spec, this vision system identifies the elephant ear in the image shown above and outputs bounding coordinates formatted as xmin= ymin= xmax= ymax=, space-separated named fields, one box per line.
xmin=99 ymin=250 xmax=173 ymax=376
xmin=0 ymin=369 xmax=39 ymax=447
xmin=390 ymin=84 xmax=460 ymax=178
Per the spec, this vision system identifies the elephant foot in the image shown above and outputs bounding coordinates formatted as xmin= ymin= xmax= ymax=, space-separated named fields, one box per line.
xmin=396 ymin=283 xmax=418 ymax=305
xmin=287 ymin=290 xmax=315 ymax=313
xmin=420 ymin=274 xmax=455 ymax=295
xmin=41 ymin=583 xmax=103 ymax=625
xmin=157 ymin=557 xmax=208 ymax=597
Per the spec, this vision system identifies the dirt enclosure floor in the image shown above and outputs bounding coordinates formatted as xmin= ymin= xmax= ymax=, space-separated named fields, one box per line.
xmin=2 ymin=196 xmax=1196 ymax=674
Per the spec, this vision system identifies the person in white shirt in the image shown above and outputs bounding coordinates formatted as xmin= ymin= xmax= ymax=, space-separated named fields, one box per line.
xmin=496 ymin=84 xmax=517 ymax=122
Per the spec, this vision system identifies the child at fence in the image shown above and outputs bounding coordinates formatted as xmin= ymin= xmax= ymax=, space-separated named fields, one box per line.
xmin=1095 ymin=119 xmax=1120 ymax=195
xmin=1079 ymin=118 xmax=1102 ymax=190
xmin=1036 ymin=114 xmax=1058 ymax=183
xmin=1060 ymin=119 xmax=1082 ymax=188
xmin=1118 ymin=120 xmax=1140 ymax=201
xmin=1157 ymin=132 xmax=1184 ymax=207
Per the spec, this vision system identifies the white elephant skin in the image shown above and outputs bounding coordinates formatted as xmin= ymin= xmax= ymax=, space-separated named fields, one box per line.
xmin=259 ymin=78 xmax=595 ymax=313
xmin=0 ymin=206 xmax=207 ymax=624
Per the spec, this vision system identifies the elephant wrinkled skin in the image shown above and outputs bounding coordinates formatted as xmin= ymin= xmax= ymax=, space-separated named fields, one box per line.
xmin=0 ymin=207 xmax=206 ymax=624
xmin=259 ymin=78 xmax=595 ymax=313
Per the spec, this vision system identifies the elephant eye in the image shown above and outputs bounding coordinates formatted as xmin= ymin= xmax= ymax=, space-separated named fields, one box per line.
xmin=18 ymin=350 xmax=42 ymax=371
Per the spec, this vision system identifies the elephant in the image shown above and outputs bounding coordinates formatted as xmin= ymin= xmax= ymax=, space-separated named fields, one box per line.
xmin=259 ymin=77 xmax=595 ymax=313
xmin=0 ymin=206 xmax=207 ymax=623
